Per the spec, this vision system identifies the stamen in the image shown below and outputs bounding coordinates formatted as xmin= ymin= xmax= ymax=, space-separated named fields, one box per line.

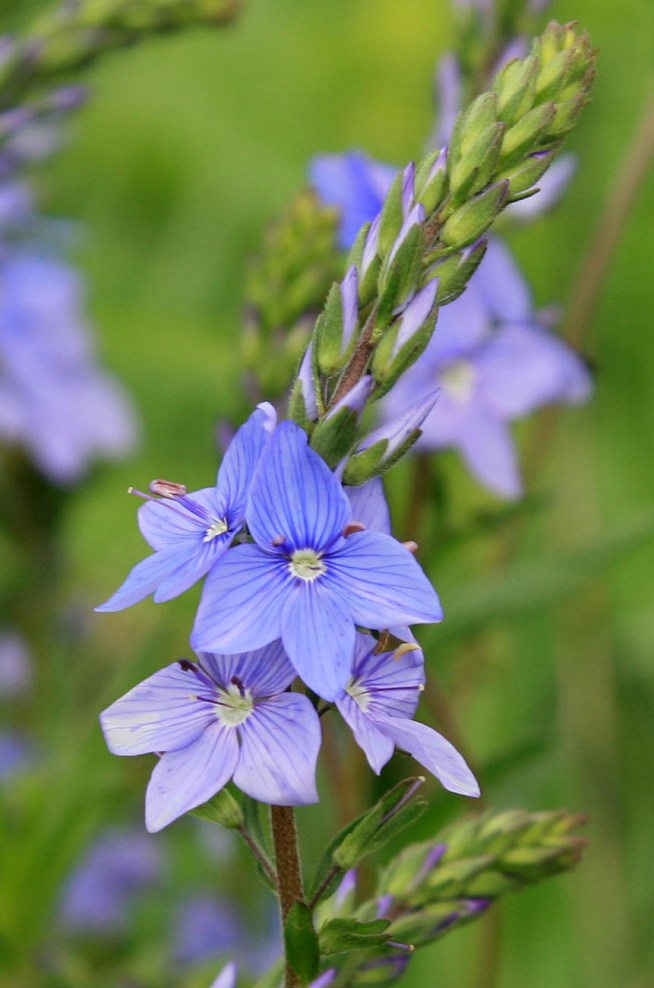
xmin=272 ymin=535 xmax=287 ymax=547
xmin=402 ymin=540 xmax=418 ymax=554
xmin=149 ymin=478 xmax=187 ymax=498
xmin=343 ymin=521 xmax=366 ymax=537
xmin=178 ymin=659 xmax=195 ymax=672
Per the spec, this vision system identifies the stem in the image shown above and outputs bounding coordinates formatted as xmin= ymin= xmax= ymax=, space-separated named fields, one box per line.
xmin=237 ymin=826 xmax=278 ymax=888
xmin=563 ymin=85 xmax=654 ymax=349
xmin=271 ymin=805 xmax=304 ymax=988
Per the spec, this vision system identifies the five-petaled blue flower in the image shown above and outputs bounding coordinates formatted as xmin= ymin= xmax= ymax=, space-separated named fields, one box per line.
xmin=337 ymin=633 xmax=479 ymax=797
xmin=100 ymin=641 xmax=321 ymax=832
xmin=191 ymin=422 xmax=443 ymax=702
xmin=96 ymin=403 xmax=276 ymax=611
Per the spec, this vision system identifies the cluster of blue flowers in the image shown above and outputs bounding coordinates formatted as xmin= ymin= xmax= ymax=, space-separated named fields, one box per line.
xmin=99 ymin=405 xmax=479 ymax=831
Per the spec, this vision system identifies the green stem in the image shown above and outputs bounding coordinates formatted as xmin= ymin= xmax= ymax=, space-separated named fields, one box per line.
xmin=237 ymin=826 xmax=278 ymax=888
xmin=271 ymin=805 xmax=304 ymax=988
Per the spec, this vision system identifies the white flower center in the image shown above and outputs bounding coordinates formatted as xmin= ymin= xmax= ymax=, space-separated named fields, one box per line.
xmin=289 ymin=548 xmax=327 ymax=581
xmin=439 ymin=359 xmax=477 ymax=402
xmin=345 ymin=679 xmax=371 ymax=712
xmin=216 ymin=682 xmax=254 ymax=726
xmin=203 ymin=517 xmax=229 ymax=542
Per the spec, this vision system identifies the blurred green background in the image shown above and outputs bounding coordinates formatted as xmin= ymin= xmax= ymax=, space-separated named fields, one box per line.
xmin=2 ymin=0 xmax=654 ymax=985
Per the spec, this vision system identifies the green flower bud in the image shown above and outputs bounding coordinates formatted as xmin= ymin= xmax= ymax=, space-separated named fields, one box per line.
xmin=440 ymin=180 xmax=509 ymax=248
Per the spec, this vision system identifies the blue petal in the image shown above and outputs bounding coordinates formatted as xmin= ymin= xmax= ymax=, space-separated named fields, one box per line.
xmin=327 ymin=531 xmax=443 ymax=627
xmin=336 ymin=693 xmax=394 ymax=774
xmin=281 ymin=582 xmax=355 ymax=701
xmin=96 ymin=547 xmax=201 ymax=611
xmin=191 ymin=545 xmax=290 ymax=654
xmin=233 ymin=694 xmax=320 ymax=805
xmin=375 ymin=715 xmax=480 ymax=797
xmin=247 ymin=421 xmax=350 ymax=552
xmin=477 ymin=323 xmax=592 ymax=419
xmin=457 ymin=407 xmax=522 ymax=499
xmin=209 ymin=963 xmax=238 ymax=988
xmin=198 ymin=640 xmax=296 ymax=697
xmin=100 ymin=662 xmax=216 ymax=755
xmin=473 ymin=237 xmax=532 ymax=322
xmin=138 ymin=488 xmax=222 ymax=550
xmin=216 ymin=403 xmax=276 ymax=521
xmin=310 ymin=151 xmax=396 ymax=249
xmin=145 ymin=724 xmax=239 ymax=832
xmin=153 ymin=539 xmax=230 ymax=602
xmin=351 ymin=632 xmax=424 ymax=720
xmin=346 ymin=478 xmax=391 ymax=534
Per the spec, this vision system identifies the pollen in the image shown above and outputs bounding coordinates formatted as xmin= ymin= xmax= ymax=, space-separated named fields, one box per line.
xmin=289 ymin=548 xmax=327 ymax=581
xmin=439 ymin=359 xmax=477 ymax=402
xmin=203 ymin=517 xmax=229 ymax=542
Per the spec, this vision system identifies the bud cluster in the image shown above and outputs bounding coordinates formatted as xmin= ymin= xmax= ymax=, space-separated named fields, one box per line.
xmin=313 ymin=809 xmax=587 ymax=986
xmin=0 ymin=0 xmax=242 ymax=108
xmin=289 ymin=22 xmax=596 ymax=485
xmin=244 ymin=190 xmax=342 ymax=400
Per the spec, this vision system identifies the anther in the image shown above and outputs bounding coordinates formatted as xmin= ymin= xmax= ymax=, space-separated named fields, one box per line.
xmin=343 ymin=522 xmax=366 ymax=537
xmin=272 ymin=535 xmax=287 ymax=547
xmin=393 ymin=642 xmax=422 ymax=660
xmin=149 ymin=479 xmax=187 ymax=498
xmin=402 ymin=540 xmax=418 ymax=554
xmin=178 ymin=659 xmax=195 ymax=671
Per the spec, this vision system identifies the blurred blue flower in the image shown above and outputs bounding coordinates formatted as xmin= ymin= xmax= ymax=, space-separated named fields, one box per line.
xmin=191 ymin=422 xmax=442 ymax=701
xmin=381 ymin=240 xmax=591 ymax=497
xmin=97 ymin=402 xmax=276 ymax=611
xmin=0 ymin=629 xmax=31 ymax=696
xmin=100 ymin=642 xmax=322 ymax=832
xmin=0 ymin=248 xmax=138 ymax=483
xmin=59 ymin=826 xmax=163 ymax=934
xmin=336 ymin=634 xmax=479 ymax=797
xmin=173 ymin=893 xmax=241 ymax=965
xmin=0 ymin=730 xmax=32 ymax=781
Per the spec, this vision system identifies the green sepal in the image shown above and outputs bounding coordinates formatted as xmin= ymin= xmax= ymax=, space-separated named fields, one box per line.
xmin=388 ymin=899 xmax=482 ymax=947
xmin=425 ymin=854 xmax=495 ymax=897
xmin=440 ymin=180 xmax=509 ymax=249
xmin=378 ymin=170 xmax=406 ymax=257
xmin=285 ymin=901 xmax=320 ymax=985
xmin=289 ymin=377 xmax=311 ymax=429
xmin=547 ymin=89 xmax=591 ymax=140
xmin=319 ymin=917 xmax=391 ymax=956
xmin=346 ymin=222 xmax=381 ymax=307
xmin=414 ymin=150 xmax=447 ymax=214
xmin=450 ymin=121 xmax=505 ymax=203
xmin=499 ymin=148 xmax=557 ymax=200
xmin=310 ymin=407 xmax=360 ymax=468
xmin=377 ymin=223 xmax=425 ymax=326
xmin=190 ymin=786 xmax=244 ymax=829
xmin=340 ymin=440 xmax=389 ymax=487
xmin=371 ymin=309 xmax=437 ymax=399
xmin=332 ymin=778 xmax=427 ymax=871
xmin=431 ymin=239 xmax=487 ymax=306
xmin=499 ymin=101 xmax=556 ymax=169
xmin=449 ymin=92 xmax=498 ymax=167
xmin=314 ymin=281 xmax=348 ymax=377
xmin=494 ymin=54 xmax=538 ymax=125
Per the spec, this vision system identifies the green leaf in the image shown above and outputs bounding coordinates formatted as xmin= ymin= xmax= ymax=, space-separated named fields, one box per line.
xmin=434 ymin=513 xmax=654 ymax=643
xmin=284 ymin=901 xmax=320 ymax=984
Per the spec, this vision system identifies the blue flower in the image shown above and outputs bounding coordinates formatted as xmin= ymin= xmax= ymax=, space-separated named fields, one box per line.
xmin=309 ymin=152 xmax=397 ymax=249
xmin=336 ymin=634 xmax=479 ymax=797
xmin=191 ymin=422 xmax=442 ymax=702
xmin=97 ymin=403 xmax=276 ymax=610
xmin=381 ymin=240 xmax=591 ymax=497
xmin=100 ymin=641 xmax=321 ymax=832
